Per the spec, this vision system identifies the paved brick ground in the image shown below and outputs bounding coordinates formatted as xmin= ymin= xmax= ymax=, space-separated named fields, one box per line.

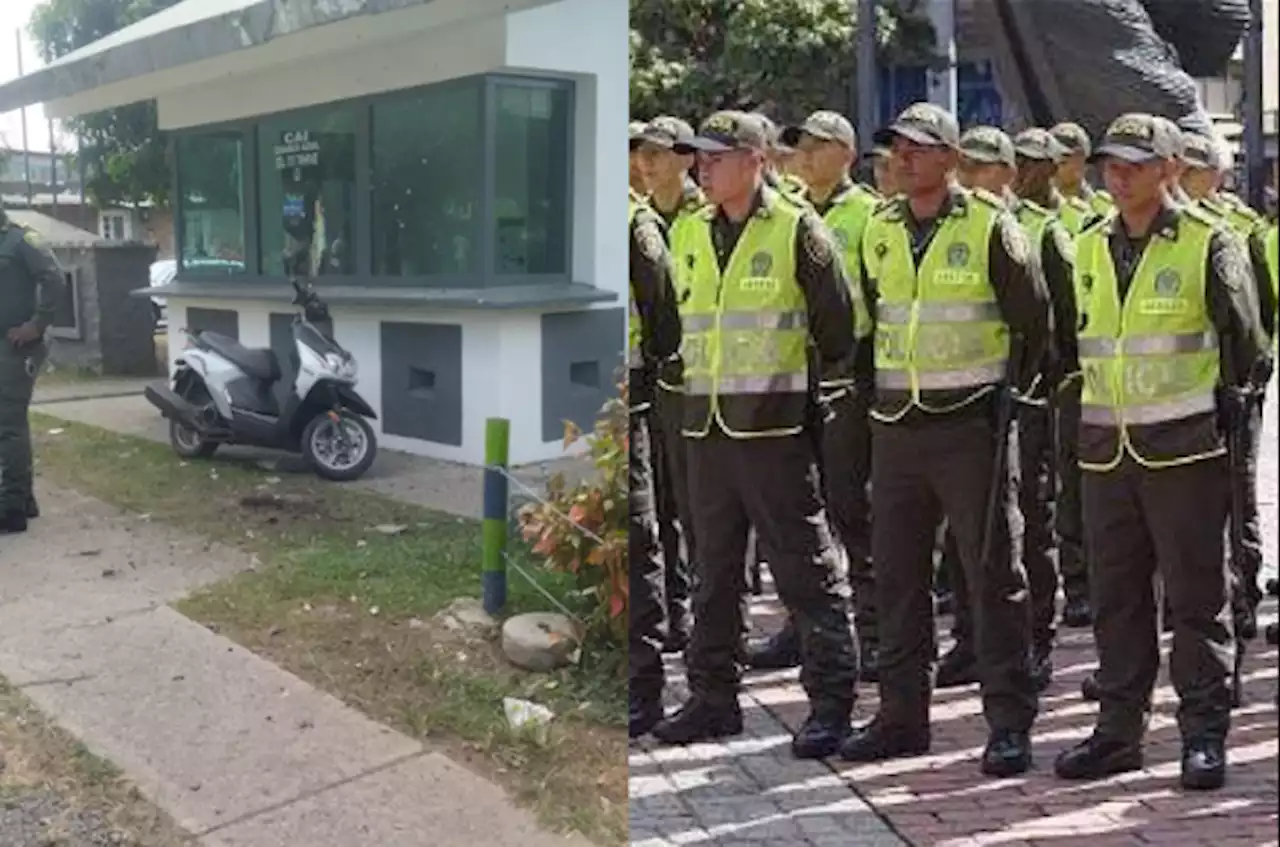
xmin=629 ymin=388 xmax=1279 ymax=846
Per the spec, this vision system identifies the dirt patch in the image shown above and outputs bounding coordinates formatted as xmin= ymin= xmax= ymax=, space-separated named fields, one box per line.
xmin=0 ymin=679 xmax=193 ymax=846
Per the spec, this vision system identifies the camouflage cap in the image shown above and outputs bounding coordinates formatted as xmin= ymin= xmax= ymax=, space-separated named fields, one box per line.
xmin=780 ymin=110 xmax=857 ymax=150
xmin=629 ymin=121 xmax=647 ymax=147
xmin=1050 ymin=122 xmax=1091 ymax=157
xmin=1154 ymin=116 xmax=1186 ymax=159
xmin=959 ymin=126 xmax=1015 ymax=167
xmin=1014 ymin=127 xmax=1068 ymax=162
xmin=636 ymin=116 xmax=696 ymax=151
xmin=1091 ymin=113 xmax=1179 ymax=163
xmin=674 ymin=111 xmax=770 ymax=153
xmin=875 ymin=102 xmax=960 ymax=149
xmin=748 ymin=113 xmax=794 ymax=152
xmin=1180 ymin=131 xmax=1226 ymax=171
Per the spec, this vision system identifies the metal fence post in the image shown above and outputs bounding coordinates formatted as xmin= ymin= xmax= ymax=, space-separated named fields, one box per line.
xmin=482 ymin=417 xmax=511 ymax=615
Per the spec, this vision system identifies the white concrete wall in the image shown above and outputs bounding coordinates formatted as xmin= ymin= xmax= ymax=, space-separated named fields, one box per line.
xmin=504 ymin=0 xmax=628 ymax=304
xmin=164 ymin=297 xmax=566 ymax=466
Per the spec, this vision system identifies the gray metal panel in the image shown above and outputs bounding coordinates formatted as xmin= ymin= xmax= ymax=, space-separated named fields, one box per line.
xmin=185 ymin=307 xmax=239 ymax=339
xmin=379 ymin=322 xmax=463 ymax=446
xmin=540 ymin=308 xmax=624 ymax=442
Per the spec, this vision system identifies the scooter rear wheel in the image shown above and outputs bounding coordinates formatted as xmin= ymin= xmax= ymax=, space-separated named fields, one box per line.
xmin=170 ymin=382 xmax=219 ymax=459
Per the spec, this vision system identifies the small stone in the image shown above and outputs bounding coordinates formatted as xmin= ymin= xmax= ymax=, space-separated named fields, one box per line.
xmin=374 ymin=524 xmax=408 ymax=536
xmin=502 ymin=613 xmax=581 ymax=672
xmin=436 ymin=598 xmax=497 ymax=636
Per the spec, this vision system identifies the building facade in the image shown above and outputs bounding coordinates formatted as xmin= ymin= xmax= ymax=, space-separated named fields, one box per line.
xmin=0 ymin=0 xmax=628 ymax=467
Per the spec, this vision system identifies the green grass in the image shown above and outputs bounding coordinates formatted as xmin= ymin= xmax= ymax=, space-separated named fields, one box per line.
xmin=31 ymin=412 xmax=627 ymax=845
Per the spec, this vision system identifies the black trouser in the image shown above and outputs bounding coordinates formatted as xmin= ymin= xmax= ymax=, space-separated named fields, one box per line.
xmin=654 ymin=388 xmax=693 ymax=625
xmin=687 ymin=431 xmax=857 ymax=717
xmin=1084 ymin=454 xmax=1234 ymax=744
xmin=1056 ymin=381 xmax=1089 ymax=603
xmin=628 ymin=410 xmax=666 ymax=706
xmin=1014 ymin=402 xmax=1059 ymax=651
xmin=1228 ymin=392 xmax=1266 ymax=622
xmin=821 ymin=390 xmax=877 ymax=648
xmin=871 ymin=411 xmax=1036 ymax=733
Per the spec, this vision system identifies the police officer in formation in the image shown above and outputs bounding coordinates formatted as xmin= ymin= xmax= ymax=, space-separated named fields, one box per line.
xmin=627 ymin=103 xmax=1272 ymax=788
xmin=0 ymin=204 xmax=64 ymax=533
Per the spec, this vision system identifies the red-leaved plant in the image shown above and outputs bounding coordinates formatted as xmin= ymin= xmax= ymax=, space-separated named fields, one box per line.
xmin=518 ymin=381 xmax=629 ymax=645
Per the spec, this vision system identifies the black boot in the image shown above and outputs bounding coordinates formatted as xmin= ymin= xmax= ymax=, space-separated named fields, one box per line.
xmin=662 ymin=610 xmax=691 ymax=654
xmin=0 ymin=511 xmax=28 ymax=534
xmin=1180 ymin=737 xmax=1226 ymax=791
xmin=933 ymin=588 xmax=955 ymax=616
xmin=1054 ymin=734 xmax=1143 ymax=780
xmin=651 ymin=699 xmax=743 ymax=745
xmin=1030 ymin=643 xmax=1054 ymax=693
xmin=791 ymin=711 xmax=852 ymax=760
xmin=1080 ymin=670 xmax=1101 ymax=701
xmin=981 ymin=729 xmax=1032 ymax=777
xmin=935 ymin=643 xmax=978 ymax=689
xmin=25 ymin=495 xmax=39 ymax=520
xmin=1266 ymin=621 xmax=1279 ymax=646
xmin=1061 ymin=595 xmax=1092 ymax=628
xmin=745 ymin=621 xmax=801 ymax=670
xmin=629 ymin=699 xmax=665 ymax=739
xmin=839 ymin=716 xmax=930 ymax=762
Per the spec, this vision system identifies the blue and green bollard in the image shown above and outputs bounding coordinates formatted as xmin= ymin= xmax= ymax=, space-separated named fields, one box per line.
xmin=482 ymin=417 xmax=510 ymax=615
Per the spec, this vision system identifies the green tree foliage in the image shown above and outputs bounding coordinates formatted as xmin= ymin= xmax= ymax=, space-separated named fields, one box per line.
xmin=630 ymin=0 xmax=936 ymax=124
xmin=28 ymin=0 xmax=184 ymax=208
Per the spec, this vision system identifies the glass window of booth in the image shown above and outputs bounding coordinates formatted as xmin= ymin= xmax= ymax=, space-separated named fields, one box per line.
xmin=177 ymin=133 xmax=247 ymax=274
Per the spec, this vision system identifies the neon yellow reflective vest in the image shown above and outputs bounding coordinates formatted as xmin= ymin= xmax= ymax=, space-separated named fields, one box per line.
xmin=654 ymin=186 xmax=710 ymax=395
xmin=1075 ymin=210 xmax=1223 ymax=471
xmin=863 ymin=190 xmax=1010 ymax=422
xmin=1058 ymin=189 xmax=1112 ymax=236
xmin=672 ymin=188 xmax=809 ymax=438
xmin=820 ymin=183 xmax=877 ymax=340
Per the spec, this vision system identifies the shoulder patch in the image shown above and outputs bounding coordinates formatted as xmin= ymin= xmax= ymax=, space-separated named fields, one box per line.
xmin=633 ymin=212 xmax=668 ymax=262
xmin=999 ymin=215 xmax=1031 ymax=265
xmin=801 ymin=216 xmax=838 ymax=268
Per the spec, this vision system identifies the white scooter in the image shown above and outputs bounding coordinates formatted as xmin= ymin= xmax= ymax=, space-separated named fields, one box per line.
xmin=144 ymin=276 xmax=378 ymax=481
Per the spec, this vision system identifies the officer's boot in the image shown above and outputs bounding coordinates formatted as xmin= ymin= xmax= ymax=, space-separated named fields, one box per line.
xmin=663 ymin=602 xmax=692 ymax=654
xmin=1081 ymin=670 xmax=1101 ymax=701
xmin=1267 ymin=621 xmax=1279 ymax=646
xmin=935 ymin=642 xmax=978 ymax=688
xmin=629 ymin=694 xmax=665 ymax=739
xmin=1030 ymin=641 xmax=1054 ymax=693
xmin=651 ymin=698 xmax=743 ymax=745
xmin=1180 ymin=736 xmax=1227 ymax=790
xmin=792 ymin=708 xmax=853 ymax=760
xmin=1054 ymin=733 xmax=1143 ymax=780
xmin=1061 ymin=594 xmax=1092 ymax=628
xmin=839 ymin=716 xmax=931 ymax=762
xmin=25 ymin=495 xmax=39 ymax=519
xmin=745 ymin=618 xmax=801 ymax=670
xmin=0 ymin=507 xmax=28 ymax=534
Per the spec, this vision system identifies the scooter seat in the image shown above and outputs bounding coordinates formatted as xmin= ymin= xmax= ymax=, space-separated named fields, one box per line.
xmin=198 ymin=332 xmax=281 ymax=382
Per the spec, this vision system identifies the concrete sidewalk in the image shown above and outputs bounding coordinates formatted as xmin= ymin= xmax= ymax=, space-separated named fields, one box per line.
xmin=0 ymin=486 xmax=588 ymax=846
xmin=32 ymin=392 xmax=589 ymax=520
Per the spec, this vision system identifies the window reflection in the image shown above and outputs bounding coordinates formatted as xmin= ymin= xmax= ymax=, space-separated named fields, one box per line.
xmin=177 ymin=134 xmax=246 ymax=274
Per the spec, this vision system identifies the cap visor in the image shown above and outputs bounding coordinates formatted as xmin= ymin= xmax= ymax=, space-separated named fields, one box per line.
xmin=675 ymin=136 xmax=738 ymax=153
xmin=1013 ymin=144 xmax=1056 ymax=162
xmin=889 ymin=124 xmax=949 ymax=147
xmin=1091 ymin=144 xmax=1157 ymax=164
xmin=636 ymin=131 xmax=677 ymax=150
xmin=961 ymin=151 xmax=1010 ymax=166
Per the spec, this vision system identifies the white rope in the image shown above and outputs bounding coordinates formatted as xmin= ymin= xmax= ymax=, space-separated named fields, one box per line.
xmin=485 ymin=463 xmax=608 ymax=545
xmin=502 ymin=550 xmax=584 ymax=626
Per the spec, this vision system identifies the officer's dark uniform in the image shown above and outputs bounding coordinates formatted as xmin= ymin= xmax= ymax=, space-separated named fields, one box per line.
xmin=1053 ymin=115 xmax=1269 ymax=791
xmin=653 ymin=112 xmax=859 ymax=759
xmin=842 ymin=104 xmax=1047 ymax=778
xmin=627 ymin=191 xmax=683 ymax=738
xmin=0 ymin=210 xmax=64 ymax=532
xmin=632 ymin=116 xmax=705 ymax=652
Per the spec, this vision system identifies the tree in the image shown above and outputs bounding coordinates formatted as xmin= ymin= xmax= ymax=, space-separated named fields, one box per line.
xmin=28 ymin=0 xmax=185 ymax=208
xmin=630 ymin=0 xmax=936 ymax=124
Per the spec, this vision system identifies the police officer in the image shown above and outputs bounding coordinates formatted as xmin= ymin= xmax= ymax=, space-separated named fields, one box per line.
xmin=781 ymin=110 xmax=881 ymax=681
xmin=1053 ymin=114 xmax=1269 ymax=791
xmin=633 ymin=116 xmax=706 ymax=652
xmin=0 ymin=206 xmax=64 ymax=533
xmin=1179 ymin=133 xmax=1277 ymax=636
xmin=870 ymin=141 xmax=900 ymax=198
xmin=841 ymin=104 xmax=1048 ymax=777
xmin=934 ymin=125 xmax=1021 ymax=691
xmin=1050 ymin=122 xmax=1113 ymax=235
xmin=628 ymin=188 xmax=683 ymax=738
xmin=653 ymin=111 xmax=859 ymax=758
xmin=1010 ymin=127 xmax=1079 ymax=690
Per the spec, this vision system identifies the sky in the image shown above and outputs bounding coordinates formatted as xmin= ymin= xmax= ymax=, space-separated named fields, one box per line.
xmin=0 ymin=0 xmax=65 ymax=153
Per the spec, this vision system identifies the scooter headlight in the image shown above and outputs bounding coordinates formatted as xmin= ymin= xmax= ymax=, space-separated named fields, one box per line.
xmin=324 ymin=352 xmax=358 ymax=381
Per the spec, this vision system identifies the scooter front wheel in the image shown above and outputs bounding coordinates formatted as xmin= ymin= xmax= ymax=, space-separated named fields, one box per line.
xmin=302 ymin=411 xmax=377 ymax=482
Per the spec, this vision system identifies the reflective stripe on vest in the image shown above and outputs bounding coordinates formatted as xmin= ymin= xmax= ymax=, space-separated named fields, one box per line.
xmin=1267 ymin=225 xmax=1279 ymax=339
xmin=823 ymin=186 xmax=877 ymax=339
xmin=1076 ymin=210 xmax=1221 ymax=470
xmin=672 ymin=188 xmax=807 ymax=436
xmin=864 ymin=193 xmax=1008 ymax=418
